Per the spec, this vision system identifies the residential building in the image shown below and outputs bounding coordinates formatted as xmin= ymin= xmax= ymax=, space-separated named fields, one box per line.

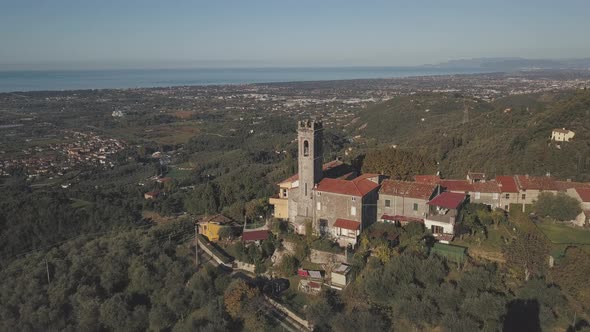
xmin=551 ymin=128 xmax=575 ymax=142
xmin=440 ymin=179 xmax=502 ymax=209
xmin=314 ymin=174 xmax=381 ymax=247
xmin=496 ymin=176 xmax=521 ymax=210
xmin=514 ymin=174 xmax=559 ymax=206
xmin=331 ymin=264 xmax=352 ymax=289
xmin=197 ymin=214 xmax=239 ymax=242
xmin=378 ymin=180 xmax=440 ymax=224
xmin=566 ymin=188 xmax=590 ymax=226
xmin=242 ymin=230 xmax=270 ymax=244
xmin=424 ymin=192 xmax=466 ymax=243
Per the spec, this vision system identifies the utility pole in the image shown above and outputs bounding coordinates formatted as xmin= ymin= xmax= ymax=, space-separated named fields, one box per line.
xmin=45 ymin=258 xmax=51 ymax=284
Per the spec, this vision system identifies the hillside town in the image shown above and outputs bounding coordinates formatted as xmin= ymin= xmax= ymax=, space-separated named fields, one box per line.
xmin=269 ymin=120 xmax=590 ymax=247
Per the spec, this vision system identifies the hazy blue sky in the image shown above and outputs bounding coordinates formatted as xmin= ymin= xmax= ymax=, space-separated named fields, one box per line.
xmin=1 ymin=0 xmax=589 ymax=69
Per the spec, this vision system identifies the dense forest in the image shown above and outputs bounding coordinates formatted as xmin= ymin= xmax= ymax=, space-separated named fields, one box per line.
xmin=352 ymin=90 xmax=590 ymax=181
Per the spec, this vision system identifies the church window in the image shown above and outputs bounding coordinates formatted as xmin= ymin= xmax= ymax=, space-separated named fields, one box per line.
xmin=303 ymin=140 xmax=309 ymax=156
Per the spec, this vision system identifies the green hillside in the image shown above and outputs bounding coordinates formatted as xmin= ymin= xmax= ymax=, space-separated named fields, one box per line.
xmin=351 ymin=90 xmax=590 ymax=181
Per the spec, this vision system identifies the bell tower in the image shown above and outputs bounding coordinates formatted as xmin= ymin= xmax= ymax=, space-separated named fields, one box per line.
xmin=297 ymin=119 xmax=323 ymax=218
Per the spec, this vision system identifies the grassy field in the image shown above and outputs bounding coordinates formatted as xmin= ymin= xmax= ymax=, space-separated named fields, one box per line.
xmin=536 ymin=221 xmax=590 ymax=257
xmin=106 ymin=121 xmax=201 ymax=145
xmin=453 ymin=224 xmax=514 ymax=263
xmin=166 ymin=167 xmax=193 ymax=180
xmin=536 ymin=221 xmax=590 ymax=245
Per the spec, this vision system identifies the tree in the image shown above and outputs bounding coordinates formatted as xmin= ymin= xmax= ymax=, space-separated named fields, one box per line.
xmin=552 ymin=246 xmax=590 ymax=310
xmin=218 ymin=227 xmax=234 ymax=241
xmin=305 ymin=296 xmax=333 ymax=330
xmin=223 ymin=280 xmax=259 ymax=319
xmin=276 ymin=254 xmax=299 ymax=277
xmin=504 ymin=232 xmax=550 ymax=281
xmin=361 ymin=148 xmax=436 ymax=180
xmin=533 ymin=192 xmax=582 ymax=221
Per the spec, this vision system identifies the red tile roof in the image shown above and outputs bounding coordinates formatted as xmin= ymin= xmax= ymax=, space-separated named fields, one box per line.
xmin=515 ymin=175 xmax=559 ymax=191
xmin=472 ymin=181 xmax=501 ymax=193
xmin=333 ymin=218 xmax=361 ymax=230
xmin=242 ymin=230 xmax=269 ymax=242
xmin=316 ymin=175 xmax=380 ymax=197
xmin=414 ymin=175 xmax=441 ymax=184
xmin=575 ymin=188 xmax=590 ymax=202
xmin=496 ymin=176 xmax=519 ymax=193
xmin=555 ymin=181 xmax=590 ymax=191
xmin=428 ymin=192 xmax=466 ymax=209
xmin=379 ymin=180 xmax=438 ymax=200
xmin=278 ymin=160 xmax=343 ymax=184
xmin=440 ymin=180 xmax=473 ymax=192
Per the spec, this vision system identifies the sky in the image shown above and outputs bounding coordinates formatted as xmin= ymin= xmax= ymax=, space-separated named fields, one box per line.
xmin=0 ymin=0 xmax=589 ymax=70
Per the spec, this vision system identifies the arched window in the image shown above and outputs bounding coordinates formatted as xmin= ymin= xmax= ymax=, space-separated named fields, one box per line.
xmin=303 ymin=140 xmax=310 ymax=156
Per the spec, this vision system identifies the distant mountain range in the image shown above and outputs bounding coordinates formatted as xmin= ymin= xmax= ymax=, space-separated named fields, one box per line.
xmin=424 ymin=57 xmax=590 ymax=71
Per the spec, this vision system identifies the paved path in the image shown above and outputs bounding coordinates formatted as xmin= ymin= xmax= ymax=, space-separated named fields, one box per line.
xmin=192 ymin=242 xmax=310 ymax=331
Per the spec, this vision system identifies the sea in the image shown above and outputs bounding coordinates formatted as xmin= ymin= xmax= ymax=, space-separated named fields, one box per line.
xmin=0 ymin=66 xmax=492 ymax=93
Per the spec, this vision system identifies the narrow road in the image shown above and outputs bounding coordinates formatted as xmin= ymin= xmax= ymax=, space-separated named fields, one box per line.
xmin=193 ymin=240 xmax=310 ymax=331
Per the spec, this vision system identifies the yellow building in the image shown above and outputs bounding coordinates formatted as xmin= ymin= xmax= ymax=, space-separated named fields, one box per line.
xmin=197 ymin=214 xmax=236 ymax=242
xmin=269 ymin=175 xmax=297 ymax=219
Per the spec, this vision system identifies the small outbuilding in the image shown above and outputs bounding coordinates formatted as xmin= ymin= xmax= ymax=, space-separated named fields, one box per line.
xmin=330 ymin=263 xmax=352 ymax=289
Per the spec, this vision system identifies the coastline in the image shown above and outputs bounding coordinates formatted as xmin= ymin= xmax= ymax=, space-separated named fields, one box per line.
xmin=0 ymin=66 xmax=496 ymax=93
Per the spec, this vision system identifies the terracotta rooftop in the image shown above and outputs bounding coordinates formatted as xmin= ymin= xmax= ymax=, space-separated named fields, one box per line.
xmin=515 ymin=175 xmax=559 ymax=191
xmin=555 ymin=180 xmax=590 ymax=191
xmin=439 ymin=180 xmax=473 ymax=192
xmin=414 ymin=175 xmax=441 ymax=184
xmin=575 ymin=188 xmax=590 ymax=202
xmin=333 ymin=218 xmax=361 ymax=231
xmin=242 ymin=230 xmax=269 ymax=242
xmin=428 ymin=192 xmax=466 ymax=209
xmin=495 ymin=176 xmax=519 ymax=193
xmin=278 ymin=160 xmax=344 ymax=184
xmin=379 ymin=180 xmax=438 ymax=200
xmin=472 ymin=180 xmax=501 ymax=193
xmin=316 ymin=175 xmax=380 ymax=197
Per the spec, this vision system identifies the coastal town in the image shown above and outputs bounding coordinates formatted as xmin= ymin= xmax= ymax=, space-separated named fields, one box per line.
xmin=0 ymin=130 xmax=125 ymax=178
xmin=2 ymin=73 xmax=590 ymax=331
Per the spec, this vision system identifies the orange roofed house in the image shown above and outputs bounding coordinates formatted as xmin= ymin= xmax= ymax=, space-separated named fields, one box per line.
xmin=377 ymin=180 xmax=440 ymax=224
xmin=424 ymin=192 xmax=466 ymax=243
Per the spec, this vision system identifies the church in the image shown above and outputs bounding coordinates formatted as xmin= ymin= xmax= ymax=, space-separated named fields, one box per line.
xmin=269 ymin=120 xmax=383 ymax=247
